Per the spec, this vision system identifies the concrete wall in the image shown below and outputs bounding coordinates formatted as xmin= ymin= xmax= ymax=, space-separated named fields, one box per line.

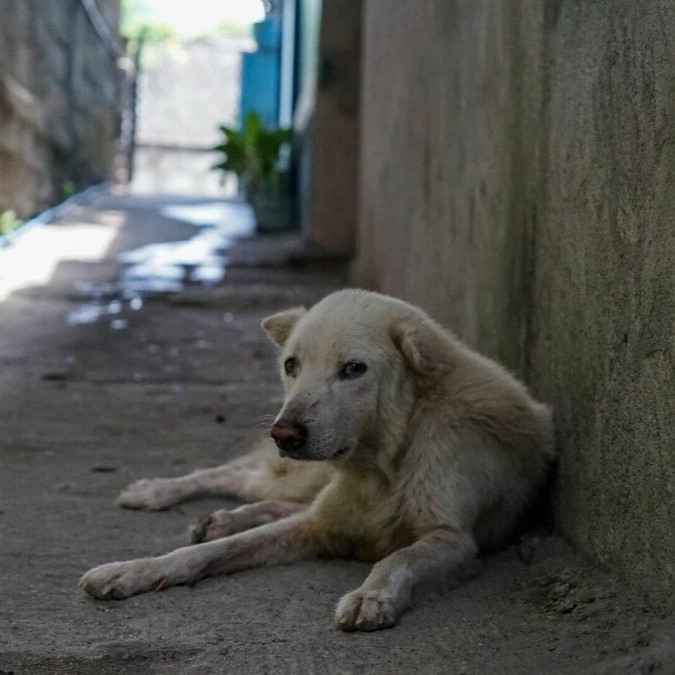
xmin=0 ymin=0 xmax=122 ymax=218
xmin=354 ymin=0 xmax=675 ymax=610
xmin=301 ymin=0 xmax=361 ymax=255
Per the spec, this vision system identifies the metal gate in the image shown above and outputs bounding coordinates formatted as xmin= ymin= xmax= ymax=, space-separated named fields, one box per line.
xmin=131 ymin=37 xmax=249 ymax=197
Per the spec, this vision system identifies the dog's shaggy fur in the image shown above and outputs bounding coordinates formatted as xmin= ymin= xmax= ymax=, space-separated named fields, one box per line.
xmin=79 ymin=290 xmax=555 ymax=631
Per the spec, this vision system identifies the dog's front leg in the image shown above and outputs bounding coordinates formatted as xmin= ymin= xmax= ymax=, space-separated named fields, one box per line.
xmin=336 ymin=528 xmax=477 ymax=632
xmin=79 ymin=515 xmax=315 ymax=600
xmin=191 ymin=500 xmax=307 ymax=543
xmin=116 ymin=463 xmax=253 ymax=510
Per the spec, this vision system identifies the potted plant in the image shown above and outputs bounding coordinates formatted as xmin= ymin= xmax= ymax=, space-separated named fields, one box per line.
xmin=213 ymin=112 xmax=294 ymax=233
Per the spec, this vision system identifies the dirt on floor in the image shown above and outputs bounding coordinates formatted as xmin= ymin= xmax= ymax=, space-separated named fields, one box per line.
xmin=0 ymin=190 xmax=673 ymax=675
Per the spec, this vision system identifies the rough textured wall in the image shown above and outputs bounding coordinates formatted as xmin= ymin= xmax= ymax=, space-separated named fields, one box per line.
xmin=0 ymin=0 xmax=122 ymax=217
xmin=355 ymin=0 xmax=675 ymax=610
xmin=530 ymin=0 xmax=675 ymax=611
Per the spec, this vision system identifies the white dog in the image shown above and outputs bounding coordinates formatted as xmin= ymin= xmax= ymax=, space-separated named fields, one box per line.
xmin=80 ymin=289 xmax=555 ymax=631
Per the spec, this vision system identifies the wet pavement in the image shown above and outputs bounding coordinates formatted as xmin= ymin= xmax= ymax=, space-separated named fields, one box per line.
xmin=63 ymin=199 xmax=253 ymax=329
xmin=1 ymin=188 xmax=673 ymax=674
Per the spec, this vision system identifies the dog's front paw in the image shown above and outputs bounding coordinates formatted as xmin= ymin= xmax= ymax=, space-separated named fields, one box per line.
xmin=191 ymin=509 xmax=238 ymax=544
xmin=335 ymin=588 xmax=398 ymax=632
xmin=117 ymin=478 xmax=186 ymax=510
xmin=78 ymin=559 xmax=162 ymax=599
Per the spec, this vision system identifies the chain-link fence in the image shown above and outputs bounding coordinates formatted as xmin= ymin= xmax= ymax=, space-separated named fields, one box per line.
xmin=131 ymin=37 xmax=249 ymax=197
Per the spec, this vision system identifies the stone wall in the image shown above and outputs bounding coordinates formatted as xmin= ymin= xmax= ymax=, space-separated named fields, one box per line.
xmin=354 ymin=0 xmax=675 ymax=610
xmin=0 ymin=0 xmax=122 ymax=218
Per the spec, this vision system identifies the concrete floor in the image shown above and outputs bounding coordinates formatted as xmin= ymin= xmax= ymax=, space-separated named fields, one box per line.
xmin=1 ymin=190 xmax=673 ymax=674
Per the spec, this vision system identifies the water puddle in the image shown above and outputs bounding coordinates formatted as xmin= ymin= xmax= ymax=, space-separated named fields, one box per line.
xmin=67 ymin=292 xmax=143 ymax=328
xmin=67 ymin=200 xmax=254 ymax=328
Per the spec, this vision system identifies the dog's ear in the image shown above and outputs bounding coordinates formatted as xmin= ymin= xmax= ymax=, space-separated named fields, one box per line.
xmin=390 ymin=317 xmax=453 ymax=376
xmin=261 ymin=307 xmax=306 ymax=347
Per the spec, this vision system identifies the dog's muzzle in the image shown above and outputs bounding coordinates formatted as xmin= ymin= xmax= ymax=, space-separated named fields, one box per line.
xmin=271 ymin=419 xmax=308 ymax=457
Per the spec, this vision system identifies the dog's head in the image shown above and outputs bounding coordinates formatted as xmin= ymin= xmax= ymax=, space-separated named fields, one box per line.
xmin=262 ymin=289 xmax=452 ymax=462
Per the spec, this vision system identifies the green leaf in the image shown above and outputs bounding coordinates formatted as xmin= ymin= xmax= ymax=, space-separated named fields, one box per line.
xmin=211 ymin=112 xmax=293 ymax=195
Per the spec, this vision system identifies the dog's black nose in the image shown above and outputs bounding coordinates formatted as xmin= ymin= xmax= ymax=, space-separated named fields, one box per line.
xmin=271 ymin=419 xmax=308 ymax=455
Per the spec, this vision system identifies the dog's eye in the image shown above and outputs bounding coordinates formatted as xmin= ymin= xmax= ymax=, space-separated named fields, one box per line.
xmin=339 ymin=360 xmax=368 ymax=380
xmin=284 ymin=357 xmax=297 ymax=376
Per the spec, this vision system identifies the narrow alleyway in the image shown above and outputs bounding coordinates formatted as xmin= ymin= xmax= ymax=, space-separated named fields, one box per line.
xmin=0 ymin=190 xmax=672 ymax=674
